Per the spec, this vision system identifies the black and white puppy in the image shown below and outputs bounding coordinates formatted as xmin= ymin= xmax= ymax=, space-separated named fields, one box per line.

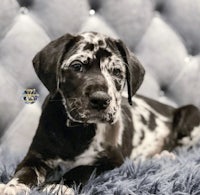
xmin=1 ymin=32 xmax=200 ymax=195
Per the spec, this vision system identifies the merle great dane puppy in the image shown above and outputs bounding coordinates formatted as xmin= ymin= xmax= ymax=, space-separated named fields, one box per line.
xmin=1 ymin=32 xmax=200 ymax=195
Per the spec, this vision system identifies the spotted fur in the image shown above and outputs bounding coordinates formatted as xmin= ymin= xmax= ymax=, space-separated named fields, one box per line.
xmin=3 ymin=32 xmax=199 ymax=195
xmin=60 ymin=32 xmax=126 ymax=124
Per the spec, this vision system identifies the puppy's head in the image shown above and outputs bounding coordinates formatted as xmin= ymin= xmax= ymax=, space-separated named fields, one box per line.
xmin=33 ymin=32 xmax=145 ymax=124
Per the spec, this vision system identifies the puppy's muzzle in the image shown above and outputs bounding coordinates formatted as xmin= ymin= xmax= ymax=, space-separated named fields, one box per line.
xmin=89 ymin=91 xmax=111 ymax=110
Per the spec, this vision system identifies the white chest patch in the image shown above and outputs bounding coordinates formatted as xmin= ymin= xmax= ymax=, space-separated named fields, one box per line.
xmin=74 ymin=123 xmax=105 ymax=166
xmin=45 ymin=124 xmax=106 ymax=173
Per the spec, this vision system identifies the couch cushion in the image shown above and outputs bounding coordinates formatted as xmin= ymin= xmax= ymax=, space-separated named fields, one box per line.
xmin=0 ymin=0 xmax=19 ymax=40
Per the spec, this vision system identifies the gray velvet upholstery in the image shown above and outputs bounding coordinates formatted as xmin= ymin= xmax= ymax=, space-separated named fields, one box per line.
xmin=0 ymin=0 xmax=200 ymax=168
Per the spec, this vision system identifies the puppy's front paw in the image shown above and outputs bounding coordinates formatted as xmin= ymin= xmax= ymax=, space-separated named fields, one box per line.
xmin=0 ymin=183 xmax=6 ymax=194
xmin=154 ymin=150 xmax=176 ymax=160
xmin=42 ymin=184 xmax=75 ymax=195
xmin=0 ymin=181 xmax=30 ymax=195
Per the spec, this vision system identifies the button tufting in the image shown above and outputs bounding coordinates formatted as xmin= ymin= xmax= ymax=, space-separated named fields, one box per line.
xmin=20 ymin=7 xmax=28 ymax=15
xmin=89 ymin=9 xmax=95 ymax=16
xmin=184 ymin=56 xmax=191 ymax=64
xmin=160 ymin=85 xmax=168 ymax=97
xmin=17 ymin=0 xmax=33 ymax=7
xmin=155 ymin=2 xmax=165 ymax=13
xmin=159 ymin=90 xmax=165 ymax=97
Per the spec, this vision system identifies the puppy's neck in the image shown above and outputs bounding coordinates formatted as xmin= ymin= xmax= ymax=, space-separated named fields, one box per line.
xmin=49 ymin=92 xmax=123 ymax=144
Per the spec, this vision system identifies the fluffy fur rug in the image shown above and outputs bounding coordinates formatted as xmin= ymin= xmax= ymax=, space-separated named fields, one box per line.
xmin=1 ymin=144 xmax=200 ymax=195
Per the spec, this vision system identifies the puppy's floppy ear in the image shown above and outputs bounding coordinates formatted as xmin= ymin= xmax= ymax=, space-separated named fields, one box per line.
xmin=33 ymin=33 xmax=78 ymax=94
xmin=115 ymin=40 xmax=145 ymax=105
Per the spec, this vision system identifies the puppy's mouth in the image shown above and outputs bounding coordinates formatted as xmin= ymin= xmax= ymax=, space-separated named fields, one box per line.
xmin=64 ymin=97 xmax=117 ymax=124
xmin=66 ymin=106 xmax=113 ymax=123
xmin=67 ymin=107 xmax=115 ymax=124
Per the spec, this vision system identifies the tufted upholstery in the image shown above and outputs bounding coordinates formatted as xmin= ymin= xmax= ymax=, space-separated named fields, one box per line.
xmin=0 ymin=0 xmax=200 ymax=163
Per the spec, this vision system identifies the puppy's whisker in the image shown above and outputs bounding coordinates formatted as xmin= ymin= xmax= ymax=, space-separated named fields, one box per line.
xmin=68 ymin=98 xmax=79 ymax=101
xmin=69 ymin=106 xmax=81 ymax=114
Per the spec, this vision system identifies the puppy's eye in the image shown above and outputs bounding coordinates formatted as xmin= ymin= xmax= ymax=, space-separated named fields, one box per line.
xmin=70 ymin=61 xmax=83 ymax=72
xmin=112 ymin=68 xmax=122 ymax=77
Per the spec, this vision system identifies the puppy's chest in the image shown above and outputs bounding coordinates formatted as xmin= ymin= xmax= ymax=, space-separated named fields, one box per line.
xmin=45 ymin=126 xmax=106 ymax=172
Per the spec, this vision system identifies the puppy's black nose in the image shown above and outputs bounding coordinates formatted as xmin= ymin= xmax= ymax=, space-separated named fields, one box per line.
xmin=89 ymin=91 xmax=111 ymax=110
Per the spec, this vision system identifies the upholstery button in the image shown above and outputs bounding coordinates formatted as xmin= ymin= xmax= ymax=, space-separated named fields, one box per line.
xmin=155 ymin=3 xmax=165 ymax=13
xmin=89 ymin=9 xmax=96 ymax=16
xmin=159 ymin=90 xmax=165 ymax=97
xmin=20 ymin=7 xmax=29 ymax=15
xmin=184 ymin=56 xmax=191 ymax=64
xmin=160 ymin=85 xmax=168 ymax=97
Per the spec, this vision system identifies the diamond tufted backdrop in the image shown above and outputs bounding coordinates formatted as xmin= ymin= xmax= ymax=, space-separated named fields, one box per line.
xmin=0 ymin=0 xmax=200 ymax=164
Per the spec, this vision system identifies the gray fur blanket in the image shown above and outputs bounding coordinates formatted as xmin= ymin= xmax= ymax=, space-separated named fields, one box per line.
xmin=1 ymin=144 xmax=200 ymax=195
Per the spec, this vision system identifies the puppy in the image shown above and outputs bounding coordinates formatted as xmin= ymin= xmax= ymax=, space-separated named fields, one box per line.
xmin=0 ymin=32 xmax=200 ymax=195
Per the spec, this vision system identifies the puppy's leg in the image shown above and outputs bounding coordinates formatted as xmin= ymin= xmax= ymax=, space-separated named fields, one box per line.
xmin=0 ymin=163 xmax=40 ymax=195
xmin=63 ymin=165 xmax=99 ymax=187
xmin=63 ymin=148 xmax=124 ymax=187
xmin=154 ymin=150 xmax=176 ymax=160
xmin=0 ymin=151 xmax=51 ymax=195
xmin=0 ymin=179 xmax=30 ymax=195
